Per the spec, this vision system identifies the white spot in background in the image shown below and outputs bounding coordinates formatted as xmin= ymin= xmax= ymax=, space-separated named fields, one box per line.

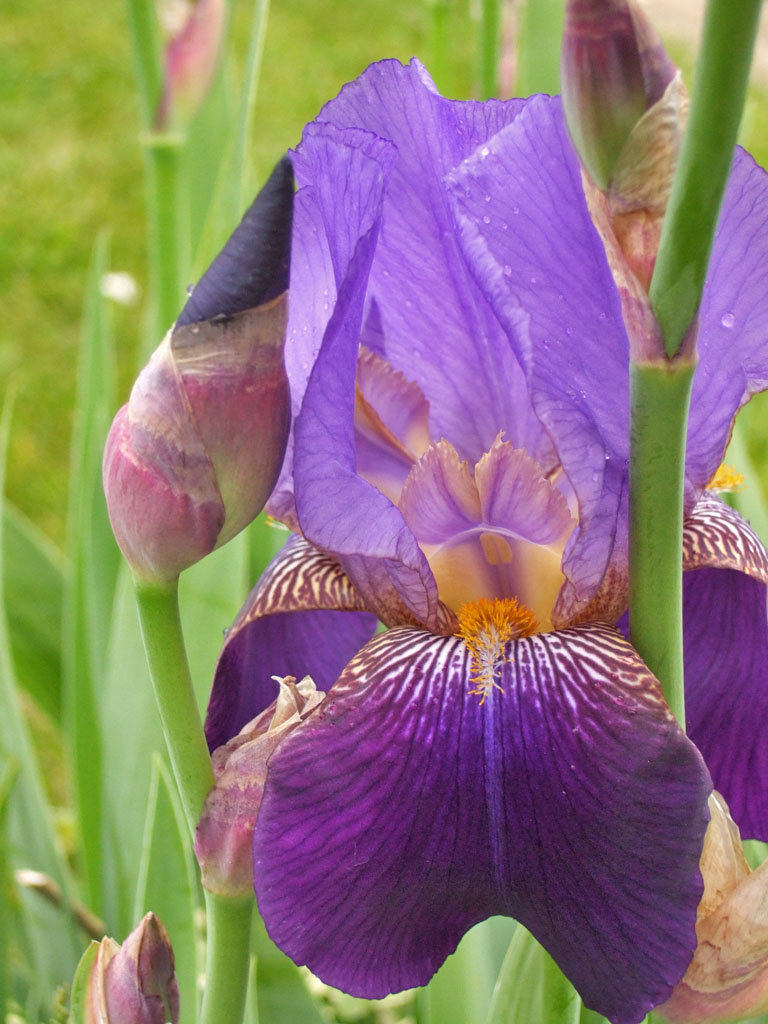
xmin=100 ymin=272 xmax=140 ymax=306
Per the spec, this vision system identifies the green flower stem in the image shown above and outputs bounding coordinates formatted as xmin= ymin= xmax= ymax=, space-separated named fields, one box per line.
xmin=649 ymin=0 xmax=761 ymax=357
xmin=478 ymin=0 xmax=499 ymax=99
xmin=133 ymin=579 xmax=214 ymax=834
xmin=200 ymin=894 xmax=254 ymax=1024
xmin=134 ymin=580 xmax=253 ymax=1024
xmin=144 ymin=134 xmax=187 ymax=352
xmin=629 ymin=362 xmax=695 ymax=726
xmin=630 ymin=1 xmax=759 ymax=722
xmin=425 ymin=0 xmax=450 ymax=96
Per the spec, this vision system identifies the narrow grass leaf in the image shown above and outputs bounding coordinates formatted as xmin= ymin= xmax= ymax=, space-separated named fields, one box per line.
xmin=2 ymin=501 xmax=65 ymax=722
xmin=0 ymin=395 xmax=82 ymax=1008
xmin=516 ymin=0 xmax=563 ymax=96
xmin=423 ymin=917 xmax=516 ymax=1024
xmin=64 ymin=230 xmax=119 ymax=915
xmin=251 ymin=915 xmax=325 ymax=1024
xmin=727 ymin=407 xmax=768 ymax=547
xmin=0 ymin=758 xmax=19 ymax=1018
xmin=133 ymin=755 xmax=200 ymax=1024
xmin=486 ymin=926 xmax=583 ymax=1024
xmin=124 ymin=0 xmax=162 ymax=128
xmin=66 ymin=942 xmax=99 ymax=1024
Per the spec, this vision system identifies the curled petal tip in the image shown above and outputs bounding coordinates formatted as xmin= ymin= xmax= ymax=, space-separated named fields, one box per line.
xmin=176 ymin=155 xmax=295 ymax=328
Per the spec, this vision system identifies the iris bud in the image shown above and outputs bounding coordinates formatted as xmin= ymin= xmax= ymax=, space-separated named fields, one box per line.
xmin=71 ymin=912 xmax=180 ymax=1024
xmin=194 ymin=675 xmax=324 ymax=898
xmin=103 ymin=156 xmax=293 ymax=583
xmin=561 ymin=0 xmax=682 ymax=194
xmin=155 ymin=0 xmax=225 ymax=131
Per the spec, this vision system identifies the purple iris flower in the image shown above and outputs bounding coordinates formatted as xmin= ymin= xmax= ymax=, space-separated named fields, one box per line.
xmin=204 ymin=60 xmax=768 ymax=1024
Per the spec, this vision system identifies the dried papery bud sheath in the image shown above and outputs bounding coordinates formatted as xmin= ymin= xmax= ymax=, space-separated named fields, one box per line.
xmin=103 ymin=157 xmax=294 ymax=583
xmin=69 ymin=913 xmax=180 ymax=1024
xmin=155 ymin=0 xmax=226 ymax=132
xmin=656 ymin=793 xmax=768 ymax=1024
xmin=195 ymin=675 xmax=324 ymax=898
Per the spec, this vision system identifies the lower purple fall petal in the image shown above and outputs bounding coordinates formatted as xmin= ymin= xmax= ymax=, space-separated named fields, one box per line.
xmin=253 ymin=623 xmax=711 ymax=1024
xmin=684 ymin=567 xmax=768 ymax=841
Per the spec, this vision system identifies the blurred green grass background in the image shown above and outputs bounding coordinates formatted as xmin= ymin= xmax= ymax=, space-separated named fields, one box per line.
xmin=4 ymin=0 xmax=768 ymax=545
xmin=1 ymin=0 xmax=476 ymax=546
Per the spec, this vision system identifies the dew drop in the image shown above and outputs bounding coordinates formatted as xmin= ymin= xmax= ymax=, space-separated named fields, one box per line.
xmin=721 ymin=311 xmax=736 ymax=329
xmin=503 ymin=264 xmax=512 ymax=277
xmin=512 ymin=206 xmax=519 ymax=215
xmin=480 ymin=146 xmax=490 ymax=158
xmin=484 ymin=193 xmax=492 ymax=203
xmin=186 ymin=283 xmax=195 ymax=296
xmin=482 ymin=214 xmax=491 ymax=224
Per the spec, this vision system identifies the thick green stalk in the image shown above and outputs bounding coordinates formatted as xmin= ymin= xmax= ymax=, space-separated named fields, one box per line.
xmin=478 ymin=0 xmax=499 ymax=99
xmin=517 ymin=0 xmax=563 ymax=96
xmin=629 ymin=364 xmax=694 ymax=726
xmin=630 ymin=1 xmax=759 ymax=721
xmin=134 ymin=580 xmax=253 ymax=1024
xmin=133 ymin=580 xmax=214 ymax=834
xmin=144 ymin=135 xmax=187 ymax=353
xmin=650 ymin=0 xmax=761 ymax=357
xmin=200 ymin=894 xmax=254 ymax=1024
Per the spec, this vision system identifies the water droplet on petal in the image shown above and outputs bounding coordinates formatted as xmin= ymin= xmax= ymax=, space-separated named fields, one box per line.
xmin=721 ymin=311 xmax=736 ymax=329
xmin=482 ymin=215 xmax=491 ymax=224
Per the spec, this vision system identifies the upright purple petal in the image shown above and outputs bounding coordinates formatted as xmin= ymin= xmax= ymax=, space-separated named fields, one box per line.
xmin=254 ymin=624 xmax=711 ymax=1023
xmin=446 ymin=94 xmax=631 ymax=614
xmin=689 ymin=149 xmax=768 ymax=489
xmin=290 ymin=123 xmax=443 ymax=629
xmin=205 ymin=536 xmax=376 ymax=749
xmin=315 ymin=59 xmax=549 ymax=466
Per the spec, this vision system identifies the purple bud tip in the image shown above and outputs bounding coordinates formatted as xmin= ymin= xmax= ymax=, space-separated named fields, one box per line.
xmin=86 ymin=912 xmax=180 ymax=1024
xmin=561 ymin=0 xmax=676 ymax=190
xmin=175 ymin=155 xmax=294 ymax=328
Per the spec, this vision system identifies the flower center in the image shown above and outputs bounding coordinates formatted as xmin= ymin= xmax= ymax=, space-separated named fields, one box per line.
xmin=353 ymin=349 xmax=576 ymax=631
xmin=456 ymin=597 xmax=537 ymax=703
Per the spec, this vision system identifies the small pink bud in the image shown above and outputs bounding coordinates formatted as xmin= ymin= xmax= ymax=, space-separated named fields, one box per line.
xmin=81 ymin=913 xmax=180 ymax=1024
xmin=103 ymin=158 xmax=294 ymax=582
xmin=155 ymin=0 xmax=225 ymax=131
xmin=194 ymin=675 xmax=324 ymax=898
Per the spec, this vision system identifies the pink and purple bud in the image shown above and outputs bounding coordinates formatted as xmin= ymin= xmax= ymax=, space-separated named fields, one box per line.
xmin=75 ymin=913 xmax=179 ymax=1024
xmin=155 ymin=0 xmax=225 ymax=131
xmin=562 ymin=0 xmax=689 ymax=352
xmin=194 ymin=675 xmax=324 ymax=898
xmin=103 ymin=156 xmax=293 ymax=583
xmin=561 ymin=0 xmax=679 ymax=192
